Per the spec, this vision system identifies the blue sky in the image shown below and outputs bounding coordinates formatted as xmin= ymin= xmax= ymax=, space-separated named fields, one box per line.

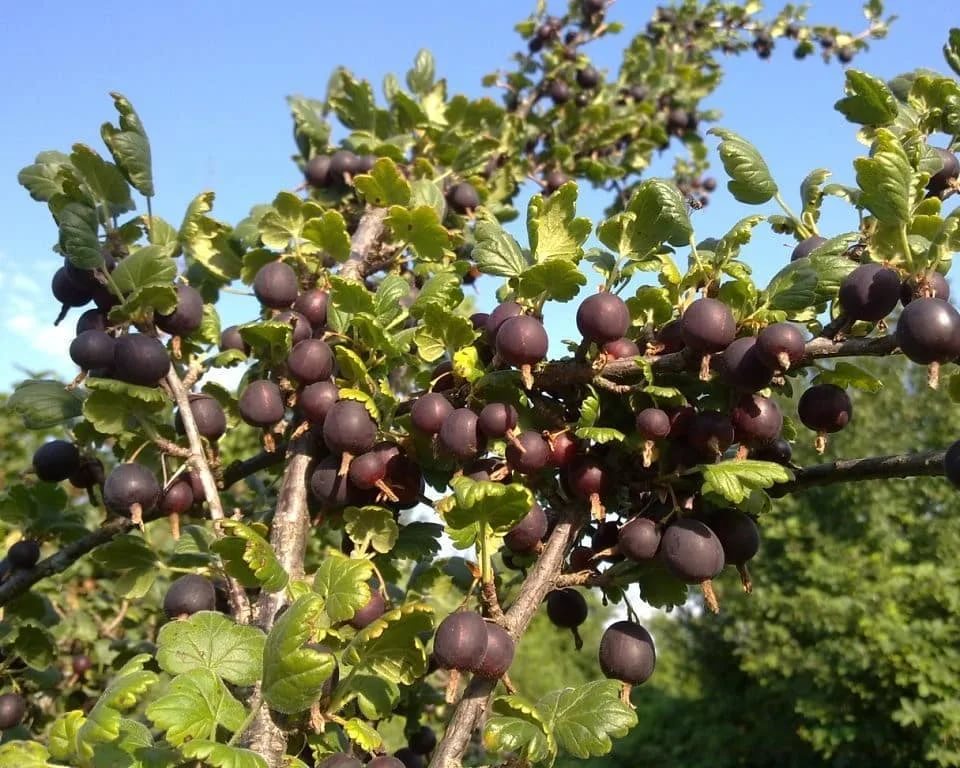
xmin=0 ymin=0 xmax=955 ymax=390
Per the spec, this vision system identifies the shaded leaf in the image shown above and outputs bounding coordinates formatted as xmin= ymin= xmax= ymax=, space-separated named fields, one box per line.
xmin=155 ymin=611 xmax=265 ymax=686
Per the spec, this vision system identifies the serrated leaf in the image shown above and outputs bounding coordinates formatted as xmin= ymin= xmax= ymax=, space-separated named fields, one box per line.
xmin=392 ymin=522 xmax=444 ymax=561
xmin=762 ymin=262 xmax=818 ymax=313
xmin=344 ymin=506 xmax=399 ymax=555
xmin=48 ymin=710 xmax=87 ymax=763
xmin=387 ymin=205 xmax=450 ymax=260
xmin=179 ymin=741 xmax=267 ymax=768
xmin=410 ymin=179 xmax=446 ymax=218
xmin=406 ymin=48 xmax=436 ymax=94
xmin=329 ymin=276 xmax=376 ymax=315
xmin=527 ymin=183 xmax=591 ymax=262
xmin=100 ymin=92 xmax=154 ymax=197
xmin=0 ymin=741 xmax=55 ymax=767
xmin=58 ymin=200 xmax=102 ymax=269
xmin=8 ymin=380 xmax=83 ymax=429
xmin=180 ymin=192 xmax=241 ymax=282
xmin=574 ymin=426 xmax=626 ymax=444
xmin=415 ymin=304 xmax=476 ymax=360
xmin=312 ymin=552 xmax=374 ymax=622
xmin=700 ymin=460 xmax=794 ymax=504
xmin=614 ymin=180 xmax=694 ymax=257
xmin=78 ymin=655 xmax=159 ymax=747
xmin=302 ymin=210 xmax=351 ymax=263
xmin=354 ymin=158 xmax=411 ymax=207
xmin=262 ymin=594 xmax=336 ymax=713
xmin=835 ymin=70 xmax=899 ymax=126
xmin=716 ymin=215 xmax=765 ymax=262
xmin=216 ymin=520 xmax=289 ymax=592
xmin=146 ymin=668 xmax=245 ymax=746
xmin=237 ymin=320 xmax=293 ymax=362
xmin=111 ymin=245 xmax=177 ymax=294
xmin=84 ymin=376 xmax=168 ymax=405
xmin=814 ymin=361 xmax=884 ymax=393
xmin=709 ymin=128 xmax=778 ymax=205
xmin=473 ymin=214 xmax=528 ymax=277
xmin=258 ymin=192 xmax=309 ymax=250
xmin=538 ymin=680 xmax=637 ymax=759
xmin=156 ymin=611 xmax=265 ymax=686
xmin=945 ymin=28 xmax=960 ymax=77
xmin=374 ymin=274 xmax=410 ymax=322
xmin=288 ymin=95 xmax=331 ymax=156
xmin=343 ymin=604 xmax=433 ymax=685
xmin=344 ymin=718 xmax=382 ymax=752
xmin=82 ymin=387 xmax=162 ymax=435
xmin=485 ymin=694 xmax=554 ymax=764
xmin=517 ymin=259 xmax=586 ymax=302
xmin=70 ymin=143 xmax=134 ymax=212
xmin=853 ymin=128 xmax=913 ymax=225
xmin=410 ymin=271 xmax=463 ymax=316
xmin=443 ymin=477 xmax=534 ymax=534
xmin=337 ymin=674 xmax=400 ymax=720
xmin=18 ymin=154 xmax=72 ymax=202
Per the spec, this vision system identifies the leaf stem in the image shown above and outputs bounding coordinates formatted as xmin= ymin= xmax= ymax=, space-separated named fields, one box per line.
xmin=145 ymin=196 xmax=155 ymax=244
xmin=774 ymin=193 xmax=811 ymax=240
xmin=900 ymin=224 xmax=915 ymax=272
xmin=479 ymin=522 xmax=492 ymax=584
xmin=229 ymin=702 xmax=262 ymax=746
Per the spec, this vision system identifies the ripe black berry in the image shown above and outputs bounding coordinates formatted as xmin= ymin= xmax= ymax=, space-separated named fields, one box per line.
xmin=433 ymin=611 xmax=488 ymax=672
xmin=310 ymin=456 xmax=357 ymax=508
xmin=475 ymin=623 xmax=514 ymax=679
xmin=576 ymin=66 xmax=600 ymax=89
xmin=318 ymin=755 xmax=362 ymax=768
xmin=708 ymin=508 xmax=760 ymax=566
xmin=680 ymin=298 xmax=736 ymax=353
xmin=163 ymin=574 xmax=216 ymax=619
xmin=655 ymin=319 xmax=685 ymax=353
xmin=791 ymin=235 xmax=827 ymax=261
xmin=156 ymin=284 xmax=203 ymax=337
xmin=688 ymin=411 xmax=735 ymax=458
xmin=439 ymin=408 xmax=485 ymax=462
xmin=546 ymin=588 xmax=588 ymax=628
xmin=300 ymin=381 xmax=339 ymax=424
xmin=328 ymin=149 xmax=360 ymax=183
xmin=564 ymin=455 xmax=608 ymax=501
xmin=176 ymin=394 xmax=227 ymax=441
xmin=411 ymin=393 xmax=453 ymax=435
xmin=276 ymin=310 xmax=313 ymax=346
xmin=485 ymin=302 xmax=523 ymax=343
xmin=752 ymin=437 xmax=793 ymax=465
xmin=603 ymin=338 xmax=640 ymax=359
xmin=495 ymin=315 xmax=548 ymax=366
xmin=104 ymin=463 xmax=161 ymax=517
xmin=394 ymin=751 xmax=424 ymax=768
xmin=0 ymin=693 xmax=26 ymax=730
xmin=635 ymin=408 xmax=670 ymax=440
xmin=323 ymin=400 xmax=378 ymax=456
xmin=577 ymin=293 xmax=630 ymax=344
xmin=543 ymin=169 xmax=570 ymax=194
xmin=293 ymin=289 xmax=329 ymax=328
xmin=76 ymin=308 xmax=108 ymax=335
xmin=548 ymin=432 xmax=579 ymax=468
xmin=51 ymin=266 xmax=94 ymax=307
xmin=305 ymin=155 xmax=331 ymax=188
xmin=349 ymin=590 xmax=386 ymax=630
xmin=253 ymin=261 xmax=299 ymax=309
xmin=69 ymin=457 xmax=105 ymax=490
xmin=70 ymin=330 xmax=116 ymax=371
xmin=548 ymin=80 xmax=571 ymax=105
xmin=944 ymin=440 xmax=960 ymax=489
xmin=719 ymin=336 xmax=774 ymax=391
xmin=731 ymin=394 xmax=783 ymax=443
xmin=927 ymin=147 xmax=959 ymax=197
xmin=756 ymin=322 xmax=806 ymax=370
xmin=368 ymin=758 xmax=405 ymax=768
xmin=219 ymin=325 xmax=249 ymax=354
xmin=287 ymin=339 xmax=335 ymax=384
xmin=478 ymin=403 xmax=518 ymax=438
xmin=113 ymin=334 xmax=170 ymax=387
xmin=72 ymin=654 xmax=92 ymax=676
xmin=506 ymin=431 xmax=550 ymax=474
xmin=798 ymin=384 xmax=852 ymax=433
xmin=446 ymin=183 xmax=480 ymax=214
xmin=599 ymin=621 xmax=655 ymax=685
xmin=160 ymin=479 xmax=195 ymax=516
xmin=838 ymin=263 xmax=901 ymax=322
xmin=895 ymin=298 xmax=960 ymax=364
xmin=239 ymin=380 xmax=285 ymax=428
xmin=33 ymin=440 xmax=80 ymax=482
xmin=659 ymin=519 xmax=724 ymax=583
xmin=8 ymin=540 xmax=41 ymax=569
xmin=504 ymin=503 xmax=548 ymax=554
xmin=618 ymin=517 xmax=660 ymax=562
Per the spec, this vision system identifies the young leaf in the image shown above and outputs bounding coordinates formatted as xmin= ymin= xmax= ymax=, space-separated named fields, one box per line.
xmin=344 ymin=718 xmax=382 ymax=752
xmin=216 ymin=520 xmax=289 ymax=592
xmin=100 ymin=92 xmax=154 ymax=197
xmin=386 ymin=205 xmax=450 ymax=260
xmin=343 ymin=505 xmax=400 ymax=554
xmin=335 ymin=674 xmax=400 ymax=721
xmin=537 ymin=680 xmax=638 ymax=759
xmin=70 ymin=144 xmax=134 ymax=213
xmin=78 ymin=655 xmax=159 ymax=747
xmin=155 ymin=611 xmax=266 ymax=686
xmin=700 ymin=459 xmax=794 ymax=504
xmin=709 ymin=128 xmax=778 ymax=205
xmin=145 ymin=668 xmax=246 ymax=746
xmin=353 ymin=157 xmax=411 ymax=207
xmin=527 ymin=183 xmax=592 ymax=262
xmin=516 ymin=259 xmax=587 ymax=302
xmin=834 ymin=70 xmax=899 ymax=125
xmin=443 ymin=477 xmax=534 ymax=534
xmin=853 ymin=128 xmax=913 ymax=225
xmin=262 ymin=594 xmax=336 ymax=713
xmin=342 ymin=604 xmax=433 ymax=685
xmin=312 ymin=552 xmax=374 ymax=623
xmin=7 ymin=380 xmax=83 ymax=429
xmin=111 ymin=245 xmax=177 ymax=294
xmin=302 ymin=210 xmax=351 ymax=262
xmin=58 ymin=200 xmax=102 ymax=269
xmin=178 ymin=741 xmax=268 ymax=768
xmin=473 ymin=214 xmax=528 ymax=277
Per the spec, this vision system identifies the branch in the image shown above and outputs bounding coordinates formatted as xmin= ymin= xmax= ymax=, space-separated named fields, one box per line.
xmin=430 ymin=512 xmax=584 ymax=768
xmin=222 ymin=446 xmax=286 ymax=488
xmin=339 ymin=206 xmax=389 ymax=282
xmin=165 ymin=367 xmax=251 ymax=623
xmin=769 ymin=448 xmax=946 ymax=497
xmin=0 ymin=517 xmax=133 ymax=608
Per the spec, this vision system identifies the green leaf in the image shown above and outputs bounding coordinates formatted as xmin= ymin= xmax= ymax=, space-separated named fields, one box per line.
xmin=0 ymin=742 xmax=55 ymax=767
xmin=179 ymin=741 xmax=267 ymax=768
xmin=406 ymin=48 xmax=436 ymax=94
xmin=82 ymin=386 xmax=160 ymax=436
xmin=762 ymin=262 xmax=818 ymax=313
xmin=262 ymin=594 xmax=336 ymax=713
xmin=485 ymin=694 xmax=555 ymax=764
xmin=312 ymin=552 xmax=374 ymax=622
xmin=814 ymin=362 xmax=884 ymax=393
xmin=443 ymin=477 xmax=534 ymax=535
xmin=146 ymin=668 xmax=245 ymax=746
xmin=716 ymin=215 xmax=766 ymax=262
xmin=343 ymin=604 xmax=433 ymax=685
xmin=48 ymin=710 xmax=87 ymax=763
xmin=110 ymin=283 xmax=178 ymax=324
xmin=337 ymin=674 xmax=400 ymax=720
xmin=410 ymin=179 xmax=446 ymax=218
xmin=945 ymin=28 xmax=960 ymax=77
xmin=410 ymin=272 xmax=463 ymax=316
xmin=415 ymin=305 xmax=476 ymax=361
xmin=258 ymin=192 xmax=310 ymax=250
xmin=344 ymin=718 xmax=382 ymax=752
xmin=709 ymin=128 xmax=778 ymax=205
xmin=58 ymin=200 xmax=102 ymax=269
xmin=834 ymin=70 xmax=899 ymax=125
xmin=620 ymin=179 xmax=694 ymax=255
xmin=18 ymin=152 xmax=73 ymax=202
xmin=853 ymin=128 xmax=913 ymax=225
xmin=70 ymin=144 xmax=134 ymax=212
xmin=538 ymin=680 xmax=637 ymax=759
xmin=700 ymin=460 xmax=794 ymax=504
xmin=527 ymin=183 xmax=592 ymax=262
xmin=237 ymin=320 xmax=293 ymax=362
xmin=288 ymin=96 xmax=331 ymax=156
xmin=473 ymin=214 xmax=528 ymax=277
xmin=155 ymin=611 xmax=265 ymax=686
xmin=354 ymin=158 xmax=411 ymax=207
xmin=100 ymin=92 xmax=154 ymax=197
xmin=180 ymin=192 xmax=241 ymax=282
xmin=302 ymin=210 xmax=352 ymax=263
xmin=344 ymin=506 xmax=400 ymax=554
xmin=627 ymin=286 xmax=673 ymax=326
xmin=217 ymin=520 xmax=289 ymax=592
xmin=517 ymin=259 xmax=586 ymax=302
xmin=78 ymin=655 xmax=159 ymax=747
xmin=387 ymin=205 xmax=450 ymax=260
xmin=111 ymin=245 xmax=177 ymax=294
xmin=329 ymin=276 xmax=376 ymax=315
xmin=8 ymin=379 xmax=83 ymax=428
xmin=575 ymin=426 xmax=626 ymax=445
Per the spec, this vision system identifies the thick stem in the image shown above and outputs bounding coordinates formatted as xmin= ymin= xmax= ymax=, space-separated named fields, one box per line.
xmin=430 ymin=514 xmax=582 ymax=768
xmin=339 ymin=207 xmax=390 ymax=281
xmin=165 ymin=368 xmax=251 ymax=623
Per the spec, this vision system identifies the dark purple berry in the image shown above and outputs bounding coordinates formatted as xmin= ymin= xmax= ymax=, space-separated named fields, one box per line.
xmin=756 ymin=323 xmax=806 ymax=370
xmin=901 ymin=271 xmax=950 ymax=305
xmin=163 ymin=574 xmax=216 ymax=619
xmin=0 ymin=693 xmax=26 ymax=730
xmin=598 ymin=620 xmax=656 ymax=685
xmin=708 ymin=508 xmax=760 ymax=566
xmin=156 ymin=284 xmax=204 ymax=337
xmin=239 ymin=381 xmax=285 ymax=428
xmin=446 ymin=183 xmax=480 ymax=214
xmin=220 ymin=325 xmax=249 ymax=354
xmin=433 ymin=612 xmax=488 ymax=672
xmin=300 ymin=381 xmax=339 ymax=424
xmin=51 ymin=267 xmax=93 ymax=307
xmin=752 ymin=437 xmax=793 ymax=465
xmin=602 ymin=338 xmax=640 ymax=359
xmin=944 ymin=439 xmax=960 ymax=489
xmin=543 ymin=170 xmax=570 ymax=194
xmin=160 ymin=479 xmax=195 ymax=516
xmin=478 ymin=403 xmax=518 ymax=438
xmin=618 ymin=517 xmax=660 ymax=562
xmin=76 ymin=309 xmax=108 ymax=335
xmin=104 ymin=463 xmax=161 ymax=517
xmin=69 ymin=457 xmax=105 ymax=489
xmin=439 ymin=408 xmax=485 ymax=462
xmin=287 ymin=339 xmax=335 ymax=384
xmin=253 ymin=261 xmax=299 ymax=309
xmin=349 ymin=590 xmax=386 ymax=630
xmin=305 ymin=155 xmax=331 ymax=188
xmin=681 ymin=298 xmax=736 ymax=353
xmin=70 ymin=330 xmax=116 ymax=371
xmin=719 ymin=336 xmax=774 ymax=391
xmin=659 ymin=519 xmax=725 ymax=583
xmin=798 ymin=384 xmax=852 ymax=433
xmin=176 ymin=394 xmax=227 ymax=441
xmin=113 ymin=334 xmax=170 ymax=387
xmin=276 ymin=310 xmax=313 ymax=346
xmin=927 ymin=148 xmax=959 ymax=197
xmin=546 ymin=589 xmax=588 ymax=628
xmin=791 ymin=235 xmax=827 ymax=261
xmin=506 ymin=431 xmax=550 ymax=474
xmin=8 ymin=540 xmax=41 ymax=569
xmin=407 ymin=726 xmax=436 ymax=755
xmin=895 ymin=298 xmax=960 ymax=364
xmin=474 ymin=623 xmax=515 ymax=679
xmin=576 ymin=293 xmax=631 ymax=344
xmin=33 ymin=440 xmax=80 ymax=482
xmin=495 ymin=315 xmax=548 ymax=366
xmin=411 ymin=393 xmax=454 ymax=435
xmin=485 ymin=302 xmax=523 ymax=343
xmin=731 ymin=394 xmax=783 ymax=443
xmin=838 ymin=263 xmax=901 ymax=322
xmin=324 ymin=400 xmax=378 ymax=456
xmin=576 ymin=66 xmax=600 ymax=89
xmin=293 ymin=290 xmax=329 ymax=328
xmin=635 ymin=408 xmax=671 ymax=440
xmin=688 ymin=411 xmax=735 ymax=457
